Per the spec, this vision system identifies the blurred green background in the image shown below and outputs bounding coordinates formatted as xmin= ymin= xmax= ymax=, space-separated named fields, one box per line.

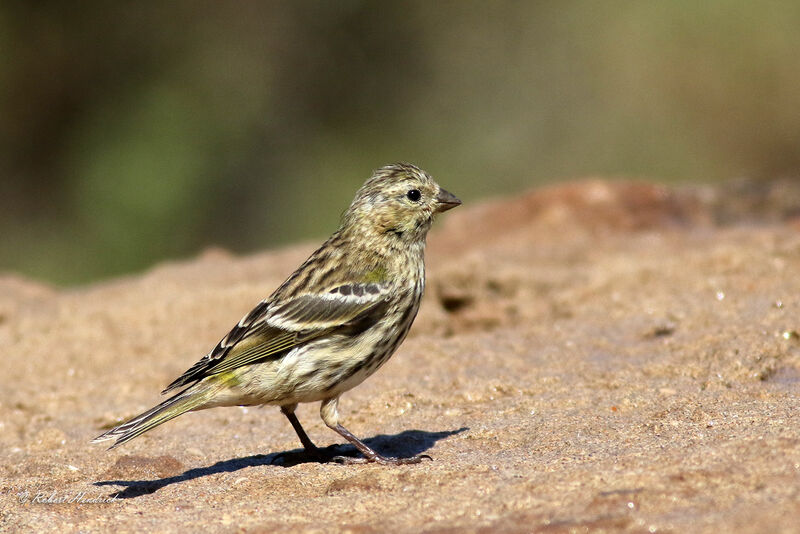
xmin=2 ymin=1 xmax=799 ymax=286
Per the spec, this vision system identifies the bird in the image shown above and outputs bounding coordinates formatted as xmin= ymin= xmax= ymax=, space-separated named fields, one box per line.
xmin=92 ymin=163 xmax=461 ymax=465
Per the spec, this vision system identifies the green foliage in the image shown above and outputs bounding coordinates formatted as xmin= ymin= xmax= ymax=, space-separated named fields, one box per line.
xmin=1 ymin=1 xmax=799 ymax=285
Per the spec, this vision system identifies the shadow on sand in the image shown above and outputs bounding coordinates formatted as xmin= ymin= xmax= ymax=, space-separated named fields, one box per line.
xmin=94 ymin=427 xmax=467 ymax=499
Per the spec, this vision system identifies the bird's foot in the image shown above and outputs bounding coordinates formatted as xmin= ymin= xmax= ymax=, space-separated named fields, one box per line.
xmin=332 ymin=453 xmax=432 ymax=465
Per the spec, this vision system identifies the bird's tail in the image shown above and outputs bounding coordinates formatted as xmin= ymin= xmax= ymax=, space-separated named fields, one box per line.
xmin=92 ymin=383 xmax=216 ymax=449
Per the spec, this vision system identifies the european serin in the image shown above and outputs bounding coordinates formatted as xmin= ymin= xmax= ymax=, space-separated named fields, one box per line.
xmin=93 ymin=163 xmax=460 ymax=464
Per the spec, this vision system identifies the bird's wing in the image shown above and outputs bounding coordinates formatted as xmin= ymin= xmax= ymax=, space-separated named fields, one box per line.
xmin=162 ymin=283 xmax=390 ymax=393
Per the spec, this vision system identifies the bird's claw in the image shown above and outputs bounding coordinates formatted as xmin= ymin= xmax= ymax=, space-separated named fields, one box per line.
xmin=332 ymin=453 xmax=432 ymax=465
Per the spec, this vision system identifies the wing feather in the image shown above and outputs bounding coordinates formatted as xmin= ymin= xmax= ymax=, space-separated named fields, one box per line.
xmin=266 ymin=289 xmax=383 ymax=330
xmin=161 ymin=283 xmax=389 ymax=393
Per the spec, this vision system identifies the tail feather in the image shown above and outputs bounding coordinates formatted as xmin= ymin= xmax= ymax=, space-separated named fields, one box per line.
xmin=92 ymin=385 xmax=213 ymax=449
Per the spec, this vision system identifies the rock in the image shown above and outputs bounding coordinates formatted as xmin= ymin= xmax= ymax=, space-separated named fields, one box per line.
xmin=3 ymin=179 xmax=800 ymax=533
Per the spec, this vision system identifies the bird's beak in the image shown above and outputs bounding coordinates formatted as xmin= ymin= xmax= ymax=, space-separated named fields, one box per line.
xmin=435 ymin=188 xmax=461 ymax=213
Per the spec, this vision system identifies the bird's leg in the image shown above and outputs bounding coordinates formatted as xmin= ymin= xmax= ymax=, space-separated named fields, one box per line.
xmin=280 ymin=404 xmax=319 ymax=452
xmin=320 ymin=397 xmax=431 ymax=465
xmin=271 ymin=404 xmax=332 ymax=464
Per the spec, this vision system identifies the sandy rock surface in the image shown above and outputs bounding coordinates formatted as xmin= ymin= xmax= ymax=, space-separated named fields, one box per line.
xmin=2 ymin=180 xmax=799 ymax=533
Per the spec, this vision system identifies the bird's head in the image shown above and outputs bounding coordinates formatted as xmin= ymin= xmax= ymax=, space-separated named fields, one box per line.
xmin=341 ymin=163 xmax=461 ymax=243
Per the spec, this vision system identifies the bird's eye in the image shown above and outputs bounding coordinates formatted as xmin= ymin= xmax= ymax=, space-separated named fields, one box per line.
xmin=406 ymin=189 xmax=421 ymax=202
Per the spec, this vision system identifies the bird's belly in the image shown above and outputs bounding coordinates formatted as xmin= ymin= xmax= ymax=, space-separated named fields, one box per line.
xmin=223 ymin=330 xmax=401 ymax=406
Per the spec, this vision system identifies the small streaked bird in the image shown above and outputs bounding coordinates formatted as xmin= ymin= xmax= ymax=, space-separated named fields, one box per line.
xmin=93 ymin=163 xmax=460 ymax=465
